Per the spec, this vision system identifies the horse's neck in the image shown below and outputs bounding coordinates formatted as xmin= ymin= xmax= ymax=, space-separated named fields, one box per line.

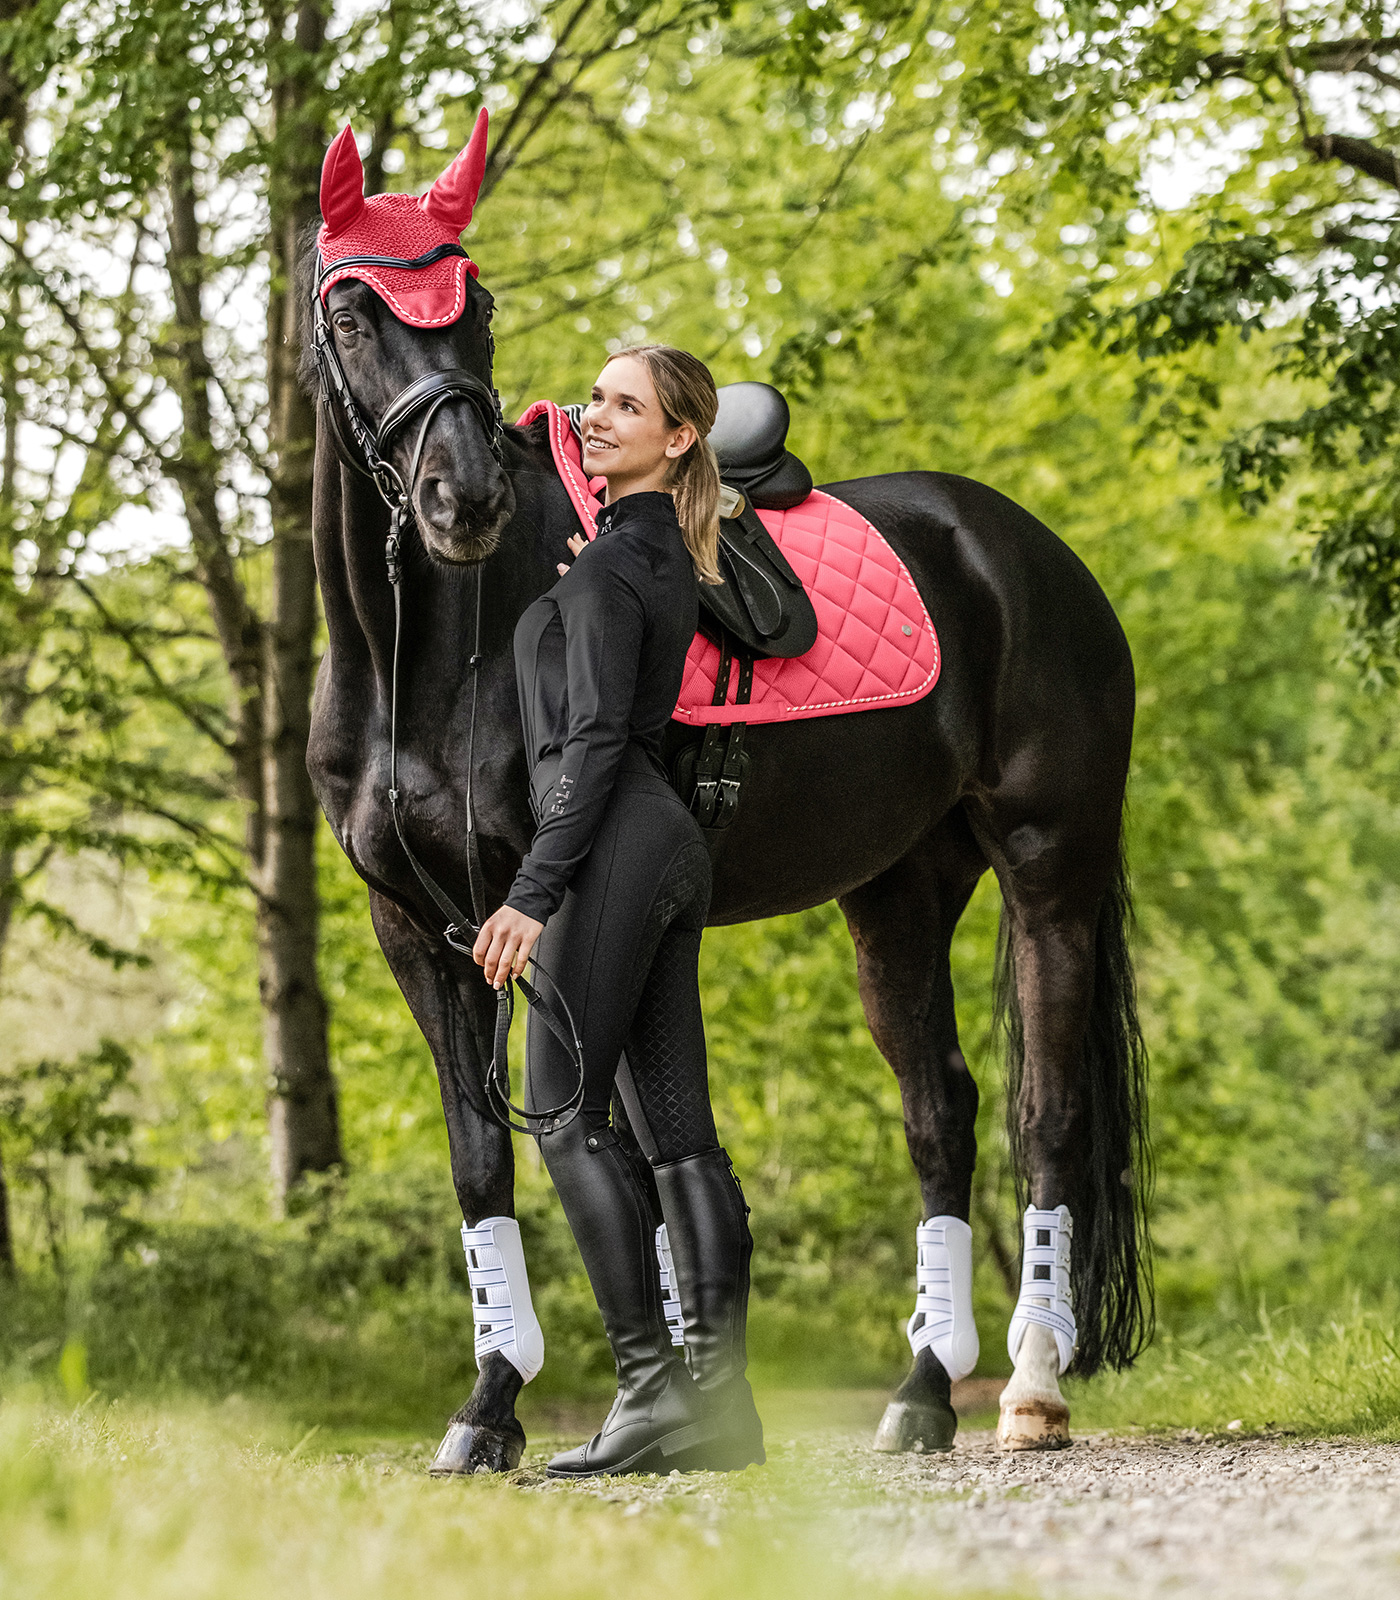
xmin=316 ymin=429 xmax=569 ymax=686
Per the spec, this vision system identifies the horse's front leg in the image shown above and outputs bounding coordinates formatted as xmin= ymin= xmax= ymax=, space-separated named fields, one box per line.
xmin=839 ymin=812 xmax=987 ymax=1455
xmin=368 ymin=890 xmax=531 ymax=1474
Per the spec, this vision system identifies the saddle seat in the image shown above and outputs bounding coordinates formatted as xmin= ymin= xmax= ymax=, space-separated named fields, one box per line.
xmin=709 ymin=382 xmax=814 ymax=511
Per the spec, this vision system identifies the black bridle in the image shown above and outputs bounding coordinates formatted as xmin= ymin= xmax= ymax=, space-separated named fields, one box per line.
xmin=312 ymin=247 xmax=584 ymax=1136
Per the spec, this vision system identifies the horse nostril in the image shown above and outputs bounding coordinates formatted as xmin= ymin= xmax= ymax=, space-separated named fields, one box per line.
xmin=420 ymin=477 xmax=462 ymax=531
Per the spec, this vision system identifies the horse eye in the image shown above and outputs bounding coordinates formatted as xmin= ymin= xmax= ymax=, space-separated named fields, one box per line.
xmin=332 ymin=311 xmax=358 ymax=335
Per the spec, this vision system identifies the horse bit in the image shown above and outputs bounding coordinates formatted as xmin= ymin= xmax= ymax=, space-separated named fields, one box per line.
xmin=311 ymin=243 xmax=584 ymax=1135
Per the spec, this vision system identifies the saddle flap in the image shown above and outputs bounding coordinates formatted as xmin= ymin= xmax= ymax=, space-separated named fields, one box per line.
xmin=701 ymin=504 xmax=819 ymax=660
xmin=719 ymin=540 xmax=785 ymax=636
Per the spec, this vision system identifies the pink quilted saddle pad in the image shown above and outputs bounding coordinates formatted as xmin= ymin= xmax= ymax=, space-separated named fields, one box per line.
xmin=518 ymin=400 xmax=940 ymax=726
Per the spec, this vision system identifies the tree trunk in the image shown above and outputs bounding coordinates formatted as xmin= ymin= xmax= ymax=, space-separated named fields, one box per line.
xmin=0 ymin=844 xmax=16 ymax=1276
xmin=165 ymin=31 xmax=341 ymax=1206
xmin=262 ymin=0 xmax=340 ymax=1207
xmin=0 ymin=0 xmax=38 ymax=1281
xmin=164 ymin=138 xmax=267 ymax=845
xmin=0 ymin=1146 xmax=13 ymax=1276
xmin=259 ymin=529 xmax=339 ymax=1199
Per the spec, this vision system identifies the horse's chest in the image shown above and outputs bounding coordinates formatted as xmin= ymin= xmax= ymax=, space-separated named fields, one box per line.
xmin=310 ymin=745 xmax=404 ymax=889
xmin=325 ymin=741 xmax=529 ymax=904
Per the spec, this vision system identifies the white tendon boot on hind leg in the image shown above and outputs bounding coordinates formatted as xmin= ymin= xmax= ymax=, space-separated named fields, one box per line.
xmin=655 ymin=1224 xmax=687 ymax=1348
xmin=873 ymin=1217 xmax=978 ymax=1454
xmin=429 ymin=1217 xmax=545 ymax=1476
xmin=997 ymin=1205 xmax=1075 ymax=1450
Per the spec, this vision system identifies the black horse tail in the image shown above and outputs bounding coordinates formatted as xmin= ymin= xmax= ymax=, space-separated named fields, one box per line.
xmin=994 ymin=838 xmax=1154 ymax=1376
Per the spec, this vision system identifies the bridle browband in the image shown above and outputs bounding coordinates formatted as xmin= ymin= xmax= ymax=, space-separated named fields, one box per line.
xmin=312 ymin=246 xmax=584 ymax=1137
xmin=312 ymin=244 xmax=504 ymax=499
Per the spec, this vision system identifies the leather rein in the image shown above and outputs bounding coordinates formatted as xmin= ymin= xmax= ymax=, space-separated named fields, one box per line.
xmin=312 ymin=245 xmax=584 ymax=1136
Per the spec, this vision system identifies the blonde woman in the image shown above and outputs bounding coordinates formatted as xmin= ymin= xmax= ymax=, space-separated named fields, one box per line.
xmin=472 ymin=345 xmax=764 ymax=1478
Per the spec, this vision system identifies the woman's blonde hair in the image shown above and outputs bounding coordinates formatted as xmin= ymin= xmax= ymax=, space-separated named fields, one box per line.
xmin=606 ymin=344 xmax=723 ymax=586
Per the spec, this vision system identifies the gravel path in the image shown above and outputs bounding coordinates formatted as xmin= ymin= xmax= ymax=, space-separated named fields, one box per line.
xmin=838 ymin=1429 xmax=1400 ymax=1599
xmin=513 ymin=1396 xmax=1400 ymax=1599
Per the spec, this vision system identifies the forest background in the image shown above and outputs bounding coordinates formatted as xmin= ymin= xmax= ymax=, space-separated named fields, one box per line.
xmin=3 ymin=0 xmax=1400 ymax=1430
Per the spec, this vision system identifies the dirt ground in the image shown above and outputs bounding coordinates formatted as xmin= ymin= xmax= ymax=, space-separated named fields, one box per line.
xmin=509 ymin=1385 xmax=1400 ymax=1599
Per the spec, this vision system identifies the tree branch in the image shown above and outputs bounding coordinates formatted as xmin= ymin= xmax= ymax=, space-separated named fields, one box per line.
xmin=1203 ymin=35 xmax=1400 ymax=78
xmin=482 ymin=0 xmax=599 ymax=197
xmin=69 ymin=574 xmax=238 ymax=755
xmin=1303 ymin=130 xmax=1400 ymax=191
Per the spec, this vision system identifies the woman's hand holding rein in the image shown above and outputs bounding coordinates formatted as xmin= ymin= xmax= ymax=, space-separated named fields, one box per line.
xmin=473 ymin=906 xmax=545 ymax=988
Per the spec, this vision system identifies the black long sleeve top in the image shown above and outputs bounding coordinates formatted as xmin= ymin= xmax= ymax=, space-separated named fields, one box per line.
xmin=504 ymin=490 xmax=700 ymax=923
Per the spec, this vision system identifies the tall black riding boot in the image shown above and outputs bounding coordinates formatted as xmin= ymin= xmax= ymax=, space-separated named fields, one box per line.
xmin=541 ymin=1123 xmax=721 ymax=1478
xmin=653 ymin=1146 xmax=766 ymax=1469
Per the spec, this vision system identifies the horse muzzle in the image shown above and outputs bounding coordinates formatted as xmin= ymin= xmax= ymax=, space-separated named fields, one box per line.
xmin=415 ymin=468 xmax=515 ymax=564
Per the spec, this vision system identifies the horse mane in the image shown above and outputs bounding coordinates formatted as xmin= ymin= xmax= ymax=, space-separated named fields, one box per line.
xmin=293 ymin=221 xmax=323 ymax=399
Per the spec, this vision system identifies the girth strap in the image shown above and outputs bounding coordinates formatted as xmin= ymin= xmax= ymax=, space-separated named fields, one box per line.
xmin=691 ymin=637 xmax=753 ymax=831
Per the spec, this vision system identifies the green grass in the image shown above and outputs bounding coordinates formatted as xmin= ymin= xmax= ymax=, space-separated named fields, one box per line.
xmin=10 ymin=1299 xmax=1400 ymax=1600
xmin=1072 ymin=1299 xmax=1400 ymax=1439
xmin=0 ymin=1391 xmax=1024 ymax=1600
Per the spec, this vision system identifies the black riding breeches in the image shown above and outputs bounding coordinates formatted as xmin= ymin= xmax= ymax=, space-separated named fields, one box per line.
xmin=527 ymin=762 xmax=717 ymax=1165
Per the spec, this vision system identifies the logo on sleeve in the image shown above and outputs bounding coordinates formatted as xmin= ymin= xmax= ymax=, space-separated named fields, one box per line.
xmin=549 ymin=773 xmax=575 ymax=816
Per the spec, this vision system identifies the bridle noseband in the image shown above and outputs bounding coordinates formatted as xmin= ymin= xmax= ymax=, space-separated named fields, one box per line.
xmin=312 ymin=245 xmax=583 ymax=1137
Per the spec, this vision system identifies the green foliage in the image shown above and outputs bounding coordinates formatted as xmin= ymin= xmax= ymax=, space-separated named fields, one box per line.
xmin=0 ymin=1040 xmax=156 ymax=1271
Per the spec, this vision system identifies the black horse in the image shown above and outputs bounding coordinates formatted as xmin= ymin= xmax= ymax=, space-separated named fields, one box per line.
xmin=301 ymin=219 xmax=1149 ymax=1471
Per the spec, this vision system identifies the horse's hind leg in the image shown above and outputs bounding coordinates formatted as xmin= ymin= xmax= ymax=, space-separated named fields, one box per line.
xmin=986 ymin=807 xmax=1150 ymax=1451
xmin=368 ymin=891 xmax=528 ymax=1474
xmin=838 ymin=808 xmax=987 ymax=1454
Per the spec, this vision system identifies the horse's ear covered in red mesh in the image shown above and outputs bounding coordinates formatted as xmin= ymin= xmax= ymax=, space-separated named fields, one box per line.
xmin=316 ymin=109 xmax=489 ymax=328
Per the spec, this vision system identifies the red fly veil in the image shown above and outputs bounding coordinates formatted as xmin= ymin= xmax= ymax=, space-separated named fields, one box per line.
xmin=317 ymin=110 xmax=489 ymax=328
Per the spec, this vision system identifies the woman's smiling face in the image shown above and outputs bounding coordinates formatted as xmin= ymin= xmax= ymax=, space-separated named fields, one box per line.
xmin=580 ymin=354 xmax=695 ymax=495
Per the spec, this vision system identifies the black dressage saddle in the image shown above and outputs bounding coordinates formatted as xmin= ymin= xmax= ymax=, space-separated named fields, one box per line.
xmin=562 ymin=382 xmax=818 ymax=661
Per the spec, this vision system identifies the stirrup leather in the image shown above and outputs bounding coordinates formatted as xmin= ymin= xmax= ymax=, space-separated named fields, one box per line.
xmin=905 ymin=1216 xmax=979 ymax=1381
xmin=655 ymin=1224 xmax=687 ymax=1348
xmin=461 ymin=1216 xmax=545 ymax=1383
xmin=1007 ymin=1204 xmax=1076 ymax=1375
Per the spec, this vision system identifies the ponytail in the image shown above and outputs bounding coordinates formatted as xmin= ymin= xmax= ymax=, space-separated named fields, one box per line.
xmin=668 ymin=437 xmax=723 ymax=587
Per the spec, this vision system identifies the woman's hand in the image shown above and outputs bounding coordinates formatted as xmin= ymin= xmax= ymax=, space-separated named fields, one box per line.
xmin=555 ymin=531 xmax=587 ymax=575
xmin=473 ymin=906 xmax=545 ymax=989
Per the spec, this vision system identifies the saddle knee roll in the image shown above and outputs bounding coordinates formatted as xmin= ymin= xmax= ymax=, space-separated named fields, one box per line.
xmin=461 ymin=1216 xmax=545 ymax=1383
xmin=1006 ymin=1204 xmax=1077 ymax=1376
xmin=906 ymin=1216 xmax=979 ymax=1382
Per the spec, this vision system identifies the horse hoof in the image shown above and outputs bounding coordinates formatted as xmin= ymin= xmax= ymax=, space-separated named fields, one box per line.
xmin=995 ymin=1396 xmax=1071 ymax=1452
xmin=427 ymin=1421 xmax=525 ymax=1476
xmin=873 ymin=1399 xmax=958 ymax=1454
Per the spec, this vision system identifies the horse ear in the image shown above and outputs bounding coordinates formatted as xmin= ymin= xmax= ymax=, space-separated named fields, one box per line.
xmin=320 ymin=125 xmax=366 ymax=236
xmin=421 ymin=108 xmax=489 ymax=234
